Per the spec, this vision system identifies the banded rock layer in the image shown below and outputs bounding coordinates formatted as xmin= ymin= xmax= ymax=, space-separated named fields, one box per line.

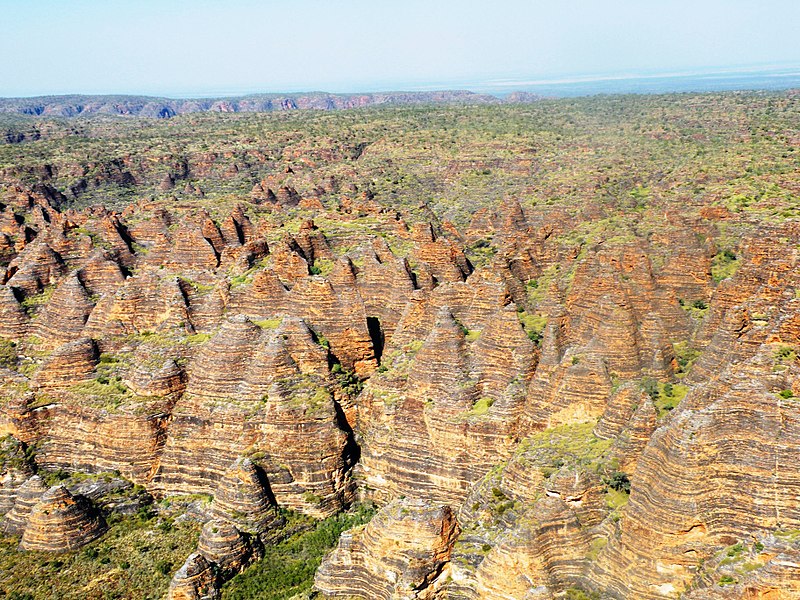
xmin=0 ymin=176 xmax=798 ymax=600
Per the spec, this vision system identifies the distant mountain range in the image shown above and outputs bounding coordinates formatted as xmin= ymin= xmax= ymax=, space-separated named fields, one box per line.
xmin=0 ymin=91 xmax=543 ymax=118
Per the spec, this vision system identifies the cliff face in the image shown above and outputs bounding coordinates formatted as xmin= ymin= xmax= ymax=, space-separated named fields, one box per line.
xmin=1 ymin=116 xmax=799 ymax=599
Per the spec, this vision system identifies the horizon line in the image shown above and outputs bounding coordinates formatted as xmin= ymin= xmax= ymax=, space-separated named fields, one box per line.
xmin=3 ymin=62 xmax=800 ymax=101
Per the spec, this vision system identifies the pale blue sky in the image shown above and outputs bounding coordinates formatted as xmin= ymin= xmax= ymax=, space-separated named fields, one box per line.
xmin=2 ymin=0 xmax=800 ymax=97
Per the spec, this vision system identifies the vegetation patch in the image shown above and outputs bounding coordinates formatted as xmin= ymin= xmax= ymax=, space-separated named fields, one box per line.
xmin=679 ymin=298 xmax=709 ymax=320
xmin=464 ymin=329 xmax=481 ymax=343
xmin=711 ymin=248 xmax=739 ymax=282
xmin=516 ymin=421 xmax=614 ymax=475
xmin=586 ymin=536 xmax=608 ymax=561
xmin=565 ymin=587 xmax=601 ymax=600
xmin=0 ymin=512 xmax=200 ymax=600
xmin=517 ymin=310 xmax=547 ymax=346
xmin=69 ymin=376 xmax=152 ymax=412
xmin=331 ymin=364 xmax=363 ymax=396
xmin=184 ymin=332 xmax=212 ymax=345
xmin=0 ymin=338 xmax=18 ymax=368
xmin=0 ymin=435 xmax=32 ymax=472
xmin=673 ymin=342 xmax=701 ymax=377
xmin=309 ymin=258 xmax=334 ymax=277
xmin=774 ymin=345 xmax=798 ymax=364
xmin=641 ymin=378 xmax=689 ymax=416
xmin=271 ymin=375 xmax=333 ymax=413
xmin=465 ymin=396 xmax=496 ymax=418
xmin=221 ymin=504 xmax=376 ymax=600
xmin=20 ymin=286 xmax=54 ymax=315
xmin=252 ymin=318 xmax=283 ymax=330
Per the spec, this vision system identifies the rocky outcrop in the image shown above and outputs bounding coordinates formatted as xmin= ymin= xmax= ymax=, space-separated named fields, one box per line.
xmin=34 ymin=273 xmax=95 ymax=347
xmin=594 ymin=345 xmax=800 ymax=599
xmin=358 ymin=304 xmax=536 ymax=505
xmin=76 ymin=250 xmax=126 ymax=296
xmin=210 ymin=458 xmax=283 ymax=536
xmin=31 ymin=337 xmax=98 ymax=392
xmin=84 ymin=268 xmax=191 ymax=336
xmin=154 ymin=316 xmax=355 ymax=517
xmin=1 ymin=474 xmax=47 ymax=535
xmin=19 ymin=484 xmax=106 ymax=551
xmin=315 ymin=499 xmax=460 ymax=599
xmin=5 ymin=239 xmax=65 ymax=294
xmin=197 ymin=519 xmax=257 ymax=576
xmin=410 ymin=223 xmax=472 ymax=284
xmin=294 ymin=219 xmax=333 ymax=264
xmin=0 ymin=284 xmax=28 ymax=339
xmin=0 ymin=436 xmax=34 ymax=516
xmin=169 ymin=227 xmax=219 ymax=271
xmin=166 ymin=552 xmax=216 ymax=600
xmin=32 ymin=400 xmax=172 ymax=486
xmin=355 ymin=238 xmax=416 ymax=343
xmin=3 ymin=144 xmax=800 ymax=600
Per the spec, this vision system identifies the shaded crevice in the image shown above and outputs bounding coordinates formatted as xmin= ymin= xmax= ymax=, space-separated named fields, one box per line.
xmin=366 ymin=316 xmax=384 ymax=363
xmin=333 ymin=400 xmax=360 ymax=472
xmin=254 ymin=463 xmax=279 ymax=507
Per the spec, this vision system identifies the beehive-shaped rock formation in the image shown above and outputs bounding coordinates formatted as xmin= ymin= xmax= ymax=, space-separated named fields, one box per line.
xmin=31 ymin=337 xmax=98 ymax=392
xmin=1 ymin=474 xmax=47 ymax=535
xmin=0 ymin=438 xmax=35 ymax=517
xmin=210 ymin=458 xmax=282 ymax=535
xmin=169 ymin=227 xmax=219 ymax=271
xmin=594 ymin=347 xmax=800 ymax=598
xmin=197 ymin=519 xmax=256 ymax=575
xmin=314 ymin=499 xmax=460 ymax=600
xmin=166 ymin=552 xmax=216 ymax=600
xmin=410 ymin=223 xmax=472 ymax=284
xmin=84 ymin=269 xmax=191 ymax=336
xmin=0 ymin=284 xmax=28 ymax=339
xmin=5 ymin=239 xmax=66 ymax=295
xmin=155 ymin=316 xmax=351 ymax=516
xmin=124 ymin=358 xmax=187 ymax=397
xmin=76 ymin=250 xmax=126 ymax=297
xmin=19 ymin=485 xmax=106 ymax=551
xmin=34 ymin=273 xmax=95 ymax=347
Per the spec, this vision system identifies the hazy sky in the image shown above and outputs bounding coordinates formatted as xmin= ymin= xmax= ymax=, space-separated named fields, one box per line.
xmin=2 ymin=0 xmax=800 ymax=97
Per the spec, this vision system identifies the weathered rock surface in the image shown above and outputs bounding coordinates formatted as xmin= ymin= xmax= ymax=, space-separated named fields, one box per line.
xmin=197 ymin=519 xmax=257 ymax=576
xmin=166 ymin=552 xmax=217 ymax=600
xmin=1 ymin=474 xmax=47 ymax=535
xmin=314 ymin=499 xmax=460 ymax=599
xmin=34 ymin=273 xmax=95 ymax=347
xmin=0 ymin=285 xmax=28 ymax=339
xmin=31 ymin=337 xmax=98 ymax=392
xmin=19 ymin=484 xmax=106 ymax=551
xmin=153 ymin=316 xmax=355 ymax=516
xmin=210 ymin=458 xmax=283 ymax=536
xmin=1 ymin=176 xmax=799 ymax=599
xmin=0 ymin=436 xmax=34 ymax=516
xmin=358 ymin=303 xmax=536 ymax=505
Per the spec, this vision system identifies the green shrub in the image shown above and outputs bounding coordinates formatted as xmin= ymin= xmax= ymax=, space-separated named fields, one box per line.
xmin=565 ymin=587 xmax=601 ymax=600
xmin=606 ymin=471 xmax=631 ymax=494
